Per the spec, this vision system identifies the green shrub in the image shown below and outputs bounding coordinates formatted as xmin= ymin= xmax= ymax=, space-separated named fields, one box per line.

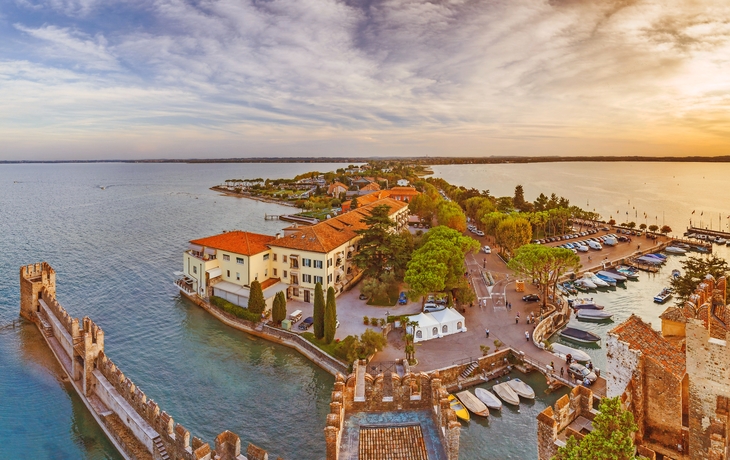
xmin=363 ymin=316 xmax=369 ymax=325
xmin=210 ymin=296 xmax=260 ymax=323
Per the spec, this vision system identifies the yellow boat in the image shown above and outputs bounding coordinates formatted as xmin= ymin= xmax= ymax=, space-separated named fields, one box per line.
xmin=448 ymin=394 xmax=470 ymax=422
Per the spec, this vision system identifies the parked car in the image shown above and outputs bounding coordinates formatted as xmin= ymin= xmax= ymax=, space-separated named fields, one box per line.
xmin=336 ymin=319 xmax=340 ymax=328
xmin=522 ymin=294 xmax=540 ymax=302
xmin=423 ymin=302 xmax=446 ymax=313
xmin=298 ymin=317 xmax=314 ymax=330
xmin=475 ymin=230 xmax=485 ymax=237
xmin=359 ymin=293 xmax=368 ymax=300
xmin=568 ymin=363 xmax=597 ymax=383
xmin=398 ymin=292 xmax=408 ymax=305
xmin=482 ymin=245 xmax=491 ymax=254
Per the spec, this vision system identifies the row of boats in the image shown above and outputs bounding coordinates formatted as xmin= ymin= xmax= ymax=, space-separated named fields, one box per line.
xmin=684 ymin=232 xmax=730 ymax=245
xmin=559 ymin=266 xmax=640 ymax=294
xmin=448 ymin=378 xmax=536 ymax=421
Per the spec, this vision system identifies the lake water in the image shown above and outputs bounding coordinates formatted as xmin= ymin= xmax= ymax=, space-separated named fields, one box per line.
xmin=1 ymin=161 xmax=727 ymax=459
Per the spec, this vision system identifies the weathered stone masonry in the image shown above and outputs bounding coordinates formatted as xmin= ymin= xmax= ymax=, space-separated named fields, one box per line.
xmin=21 ymin=262 xmax=279 ymax=460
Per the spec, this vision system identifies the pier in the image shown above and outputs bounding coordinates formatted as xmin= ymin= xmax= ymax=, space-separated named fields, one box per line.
xmin=685 ymin=226 xmax=730 ymax=241
xmin=264 ymin=213 xmax=282 ymax=220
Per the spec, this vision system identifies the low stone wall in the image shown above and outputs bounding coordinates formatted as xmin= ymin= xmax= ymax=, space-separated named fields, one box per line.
xmin=533 ymin=302 xmax=570 ymax=349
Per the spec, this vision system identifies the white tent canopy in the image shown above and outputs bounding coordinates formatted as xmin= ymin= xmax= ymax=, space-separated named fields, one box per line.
xmin=409 ymin=309 xmax=466 ymax=343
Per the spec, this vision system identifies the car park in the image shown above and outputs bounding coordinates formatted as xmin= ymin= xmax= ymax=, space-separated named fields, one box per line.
xmin=568 ymin=363 xmax=597 ymax=383
xmin=522 ymin=294 xmax=540 ymax=302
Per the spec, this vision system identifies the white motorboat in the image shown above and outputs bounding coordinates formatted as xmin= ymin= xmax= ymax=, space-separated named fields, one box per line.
xmin=664 ymin=246 xmax=687 ymax=254
xmin=568 ymin=298 xmax=604 ymax=310
xmin=597 ymin=270 xmax=627 ymax=282
xmin=456 ymin=390 xmax=490 ymax=417
xmin=576 ymin=309 xmax=613 ymax=321
xmin=579 ymin=274 xmax=597 ymax=289
xmin=716 ymin=237 xmax=727 ymax=244
xmin=654 ymin=287 xmax=673 ymax=304
xmin=585 ymin=272 xmax=609 ymax=287
xmin=506 ymin=378 xmax=535 ymax=399
xmin=550 ymin=343 xmax=591 ymax=362
xmin=474 ymin=388 xmax=502 ymax=410
xmin=492 ymin=382 xmax=520 ymax=406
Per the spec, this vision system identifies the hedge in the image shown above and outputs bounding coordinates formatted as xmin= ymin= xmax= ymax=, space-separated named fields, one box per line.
xmin=210 ymin=296 xmax=261 ymax=323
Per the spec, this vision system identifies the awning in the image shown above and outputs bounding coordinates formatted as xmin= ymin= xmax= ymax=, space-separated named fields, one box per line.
xmin=206 ymin=267 xmax=222 ymax=278
xmin=204 ymin=247 xmax=216 ymax=256
xmin=289 ymin=254 xmax=299 ymax=258
xmin=189 ymin=243 xmax=203 ymax=252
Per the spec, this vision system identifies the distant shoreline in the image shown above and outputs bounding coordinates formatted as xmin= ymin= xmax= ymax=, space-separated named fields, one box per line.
xmin=3 ymin=155 xmax=730 ymax=165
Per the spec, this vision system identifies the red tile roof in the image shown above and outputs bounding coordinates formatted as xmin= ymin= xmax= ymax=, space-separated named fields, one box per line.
xmin=190 ymin=231 xmax=275 ymax=256
xmin=610 ymin=314 xmax=686 ymax=379
xmin=269 ymin=198 xmax=408 ymax=253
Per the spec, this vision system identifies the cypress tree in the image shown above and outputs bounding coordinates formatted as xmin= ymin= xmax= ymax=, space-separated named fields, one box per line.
xmin=272 ymin=290 xmax=286 ymax=324
xmin=313 ymin=283 xmax=325 ymax=339
xmin=324 ymin=286 xmax=337 ymax=344
xmin=248 ymin=280 xmax=266 ymax=315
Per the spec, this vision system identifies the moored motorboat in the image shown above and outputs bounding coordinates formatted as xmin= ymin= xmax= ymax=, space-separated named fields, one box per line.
xmin=568 ymin=298 xmax=605 ymax=310
xmin=664 ymin=246 xmax=687 ymax=254
xmin=572 ymin=280 xmax=591 ymax=292
xmin=615 ymin=266 xmax=640 ymax=280
xmin=715 ymin=237 xmax=727 ymax=244
xmin=550 ymin=343 xmax=591 ymax=362
xmin=506 ymin=378 xmax=535 ymax=399
xmin=595 ymin=273 xmax=617 ymax=286
xmin=492 ymin=383 xmax=520 ymax=406
xmin=579 ymin=274 xmax=598 ymax=289
xmin=474 ymin=388 xmax=502 ymax=410
xmin=456 ymin=390 xmax=490 ymax=417
xmin=654 ymin=287 xmax=673 ymax=304
xmin=448 ymin=394 xmax=470 ymax=421
xmin=597 ymin=270 xmax=627 ymax=282
xmin=576 ymin=309 xmax=613 ymax=321
xmin=559 ymin=327 xmax=601 ymax=344
xmin=637 ymin=255 xmax=664 ymax=265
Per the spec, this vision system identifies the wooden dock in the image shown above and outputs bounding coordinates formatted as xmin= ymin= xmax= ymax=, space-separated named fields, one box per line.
xmin=264 ymin=214 xmax=282 ymax=220
xmin=625 ymin=259 xmax=660 ymax=273
xmin=685 ymin=227 xmax=730 ymax=240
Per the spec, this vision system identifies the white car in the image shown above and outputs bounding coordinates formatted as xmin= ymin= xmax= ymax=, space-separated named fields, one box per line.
xmin=588 ymin=240 xmax=602 ymax=250
xmin=576 ymin=244 xmax=589 ymax=252
xmin=475 ymin=230 xmax=485 ymax=237
xmin=482 ymin=245 xmax=491 ymax=254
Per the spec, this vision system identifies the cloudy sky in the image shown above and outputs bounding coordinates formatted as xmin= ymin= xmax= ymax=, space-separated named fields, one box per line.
xmin=1 ymin=0 xmax=729 ymax=159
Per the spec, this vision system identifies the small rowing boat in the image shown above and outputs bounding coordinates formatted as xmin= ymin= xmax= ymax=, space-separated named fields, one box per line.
xmin=448 ymin=394 xmax=470 ymax=421
xmin=492 ymin=383 xmax=520 ymax=406
xmin=474 ymin=388 xmax=502 ymax=410
xmin=456 ymin=390 xmax=490 ymax=417
xmin=559 ymin=327 xmax=601 ymax=344
xmin=654 ymin=287 xmax=673 ymax=304
xmin=506 ymin=378 xmax=535 ymax=399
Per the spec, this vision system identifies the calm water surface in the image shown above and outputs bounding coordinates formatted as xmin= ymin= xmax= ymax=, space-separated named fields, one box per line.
xmin=1 ymin=162 xmax=728 ymax=459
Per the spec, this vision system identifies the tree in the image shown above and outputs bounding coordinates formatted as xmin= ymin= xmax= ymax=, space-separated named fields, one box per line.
xmin=272 ymin=291 xmax=287 ymax=324
xmin=639 ymin=223 xmax=647 ymax=231
xmin=554 ymin=397 xmax=638 ymax=460
xmin=324 ymin=287 xmax=337 ymax=344
xmin=670 ymin=255 xmax=729 ymax=309
xmin=627 ymin=221 xmax=636 ymax=229
xmin=350 ymin=195 xmax=359 ymax=209
xmin=495 ymin=217 xmax=532 ymax=257
xmin=405 ymin=226 xmax=480 ymax=297
xmin=436 ymin=201 xmax=467 ymax=232
xmin=648 ymin=224 xmax=659 ymax=233
xmin=313 ymin=282 xmax=325 ymax=339
xmin=508 ymin=245 xmax=581 ymax=310
xmin=513 ymin=185 xmax=529 ymax=212
xmin=360 ymin=329 xmax=387 ymax=356
xmin=660 ymin=225 xmax=672 ymax=235
xmin=409 ymin=192 xmax=438 ymax=223
xmin=353 ymin=204 xmax=413 ymax=280
xmin=608 ymin=219 xmax=616 ymax=226
xmin=248 ymin=280 xmax=266 ymax=315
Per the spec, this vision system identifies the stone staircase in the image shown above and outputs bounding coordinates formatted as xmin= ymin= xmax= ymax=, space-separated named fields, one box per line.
xmin=37 ymin=315 xmax=53 ymax=338
xmin=153 ymin=436 xmax=170 ymax=460
xmin=459 ymin=361 xmax=479 ymax=380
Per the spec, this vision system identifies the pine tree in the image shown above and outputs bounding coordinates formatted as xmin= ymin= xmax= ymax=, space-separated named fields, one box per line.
xmin=351 ymin=195 xmax=359 ymax=209
xmin=313 ymin=282 xmax=325 ymax=339
xmin=272 ymin=290 xmax=286 ymax=324
xmin=324 ymin=286 xmax=337 ymax=344
xmin=248 ymin=280 xmax=266 ymax=315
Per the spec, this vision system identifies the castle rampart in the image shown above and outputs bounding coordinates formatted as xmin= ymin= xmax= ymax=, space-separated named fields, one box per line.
xmin=21 ymin=262 xmax=278 ymax=460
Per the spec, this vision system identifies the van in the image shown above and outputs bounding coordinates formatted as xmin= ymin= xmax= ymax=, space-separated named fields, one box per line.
xmin=588 ymin=240 xmax=602 ymax=250
xmin=289 ymin=310 xmax=303 ymax=323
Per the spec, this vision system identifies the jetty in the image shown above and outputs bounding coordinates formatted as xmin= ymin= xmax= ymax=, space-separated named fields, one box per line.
xmin=685 ymin=226 xmax=730 ymax=241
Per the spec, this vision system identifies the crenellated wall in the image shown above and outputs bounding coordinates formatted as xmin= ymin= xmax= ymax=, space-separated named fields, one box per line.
xmin=21 ymin=262 xmax=278 ymax=460
xmin=536 ymin=386 xmax=597 ymax=460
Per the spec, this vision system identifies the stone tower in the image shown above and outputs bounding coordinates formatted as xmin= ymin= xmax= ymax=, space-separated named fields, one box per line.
xmin=20 ymin=262 xmax=56 ymax=321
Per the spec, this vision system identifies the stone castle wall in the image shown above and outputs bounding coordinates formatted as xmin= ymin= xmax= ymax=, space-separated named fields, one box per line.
xmin=536 ymin=386 xmax=595 ymax=460
xmin=21 ymin=262 xmax=278 ymax=460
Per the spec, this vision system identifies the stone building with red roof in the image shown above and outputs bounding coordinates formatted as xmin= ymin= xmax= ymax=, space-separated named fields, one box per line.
xmin=177 ymin=198 xmax=409 ymax=308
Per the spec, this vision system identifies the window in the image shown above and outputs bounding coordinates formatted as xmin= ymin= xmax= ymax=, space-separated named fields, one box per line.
xmin=236 ymin=257 xmax=244 ymax=264
xmin=223 ymin=254 xmax=230 ymax=261
xmin=273 ymin=254 xmax=277 ymax=262
xmin=416 ymin=330 xmax=422 ymax=339
xmin=432 ymin=327 xmax=438 ymax=336
xmin=442 ymin=325 xmax=448 ymax=333
xmin=328 ymin=274 xmax=332 ymax=283
xmin=283 ymin=270 xmax=288 ymax=278
xmin=327 ymin=258 xmax=332 ymax=267
xmin=283 ymin=255 xmax=288 ymax=263
xmin=192 ymin=266 xmax=197 ymax=274
xmin=236 ymin=272 xmax=240 ymax=281
xmin=314 ymin=260 xmax=323 ymax=269
xmin=314 ymin=276 xmax=323 ymax=284
xmin=302 ymin=274 xmax=312 ymax=283
xmin=227 ymin=270 xmax=230 ymax=278
xmin=293 ymin=288 xmax=299 ymax=297
xmin=263 ymin=254 xmax=269 ymax=261
xmin=457 ymin=322 xmax=462 ymax=329
xmin=264 ymin=269 xmax=268 ymax=277
xmin=302 ymin=258 xmax=312 ymax=267
xmin=273 ymin=268 xmax=277 ymax=276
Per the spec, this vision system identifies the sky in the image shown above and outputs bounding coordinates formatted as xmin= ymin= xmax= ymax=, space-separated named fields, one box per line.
xmin=1 ymin=0 xmax=729 ymax=160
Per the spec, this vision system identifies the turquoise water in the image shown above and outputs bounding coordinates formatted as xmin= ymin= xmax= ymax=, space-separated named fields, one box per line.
xmin=1 ymin=161 xmax=727 ymax=459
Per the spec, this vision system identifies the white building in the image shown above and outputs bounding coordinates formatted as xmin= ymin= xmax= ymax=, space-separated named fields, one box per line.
xmin=409 ymin=309 xmax=467 ymax=343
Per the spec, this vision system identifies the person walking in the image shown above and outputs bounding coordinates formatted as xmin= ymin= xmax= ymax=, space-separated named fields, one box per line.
xmin=485 ymin=329 xmax=490 ymax=338
xmin=560 ymin=367 xmax=564 ymax=377
xmin=525 ymin=330 xmax=530 ymax=341
xmin=515 ymin=315 xmax=519 ymax=324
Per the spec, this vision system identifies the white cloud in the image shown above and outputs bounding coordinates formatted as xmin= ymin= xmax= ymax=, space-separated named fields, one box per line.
xmin=13 ymin=24 xmax=119 ymax=70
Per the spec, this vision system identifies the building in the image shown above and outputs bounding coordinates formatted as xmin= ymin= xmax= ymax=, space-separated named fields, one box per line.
xmin=341 ymin=187 xmax=420 ymax=212
xmin=537 ymin=274 xmax=730 ymax=460
xmin=327 ymin=182 xmax=348 ymax=197
xmin=177 ymin=198 xmax=410 ymax=308
xmin=408 ymin=309 xmax=467 ymax=343
xmin=359 ymin=181 xmax=380 ymax=192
